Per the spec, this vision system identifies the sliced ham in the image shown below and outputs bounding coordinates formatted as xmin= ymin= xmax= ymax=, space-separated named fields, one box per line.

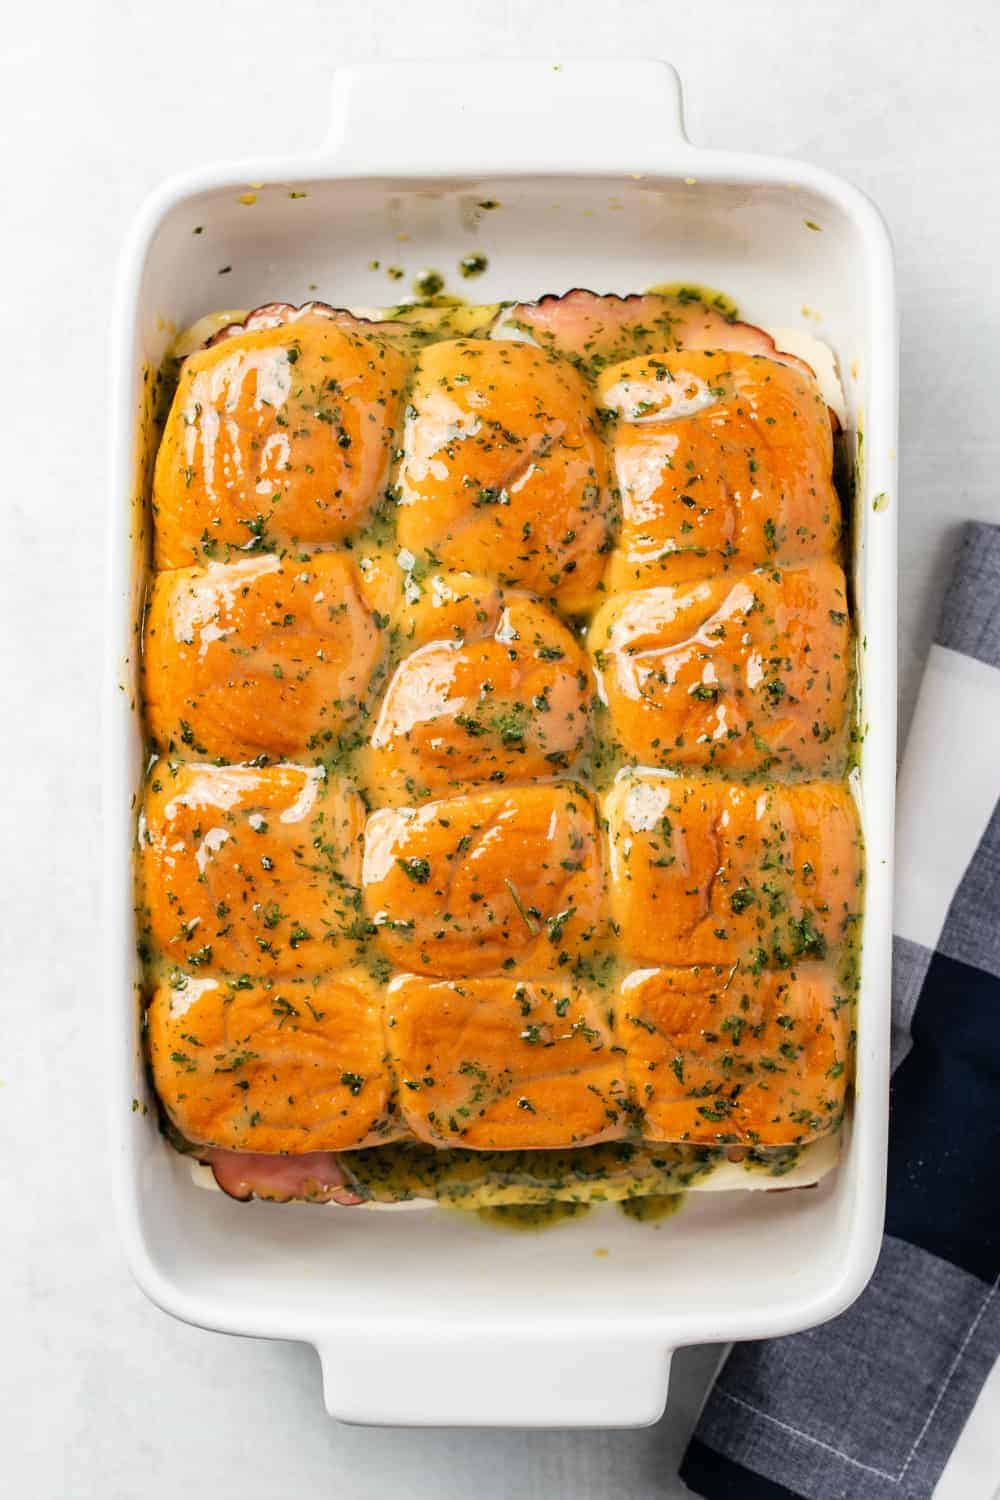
xmin=205 ymin=300 xmax=409 ymax=350
xmin=493 ymin=289 xmax=814 ymax=377
xmin=200 ymin=1148 xmax=364 ymax=1205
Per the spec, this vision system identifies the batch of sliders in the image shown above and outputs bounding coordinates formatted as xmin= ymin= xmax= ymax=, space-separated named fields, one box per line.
xmin=137 ymin=289 xmax=862 ymax=1207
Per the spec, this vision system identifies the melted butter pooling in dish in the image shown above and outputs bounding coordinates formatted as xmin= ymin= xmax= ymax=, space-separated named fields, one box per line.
xmin=138 ymin=288 xmax=862 ymax=1210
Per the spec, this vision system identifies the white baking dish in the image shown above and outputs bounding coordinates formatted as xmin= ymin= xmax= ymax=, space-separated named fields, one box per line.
xmin=105 ymin=58 xmax=898 ymax=1428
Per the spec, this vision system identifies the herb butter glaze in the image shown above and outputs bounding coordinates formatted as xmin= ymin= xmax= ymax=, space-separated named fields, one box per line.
xmin=137 ymin=287 xmax=862 ymax=1212
xmin=476 ymin=1202 xmax=590 ymax=1230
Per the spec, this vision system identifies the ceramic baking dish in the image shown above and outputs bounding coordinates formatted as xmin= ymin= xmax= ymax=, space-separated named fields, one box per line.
xmin=105 ymin=58 xmax=898 ymax=1428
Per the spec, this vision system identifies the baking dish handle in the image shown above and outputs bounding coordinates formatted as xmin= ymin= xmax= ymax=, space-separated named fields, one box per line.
xmin=317 ymin=1333 xmax=672 ymax=1427
xmin=319 ymin=59 xmax=692 ymax=176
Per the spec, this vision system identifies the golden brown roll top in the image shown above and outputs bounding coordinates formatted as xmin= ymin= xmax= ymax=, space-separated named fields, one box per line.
xmin=598 ymin=350 xmax=839 ymax=591
xmin=386 ymin=975 xmax=625 ymax=1149
xmin=143 ymin=551 xmax=382 ymax=761
xmin=396 ymin=339 xmax=613 ymax=613
xmin=619 ymin=963 xmax=850 ymax=1147
xmin=148 ymin=969 xmax=397 ymax=1153
xmin=360 ymin=783 xmax=605 ymax=977
xmin=369 ymin=592 xmax=592 ymax=802
xmin=139 ymin=760 xmax=365 ymax=978
xmin=604 ymin=774 xmax=862 ymax=971
xmin=153 ymin=316 xmax=408 ymax=568
xmin=589 ymin=558 xmax=851 ymax=776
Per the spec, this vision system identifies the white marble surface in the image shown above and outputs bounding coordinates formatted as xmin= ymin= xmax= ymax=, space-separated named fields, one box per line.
xmin=2 ymin=2 xmax=999 ymax=1495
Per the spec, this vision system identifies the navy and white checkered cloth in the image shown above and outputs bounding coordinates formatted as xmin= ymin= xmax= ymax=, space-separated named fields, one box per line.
xmin=680 ymin=521 xmax=1000 ymax=1500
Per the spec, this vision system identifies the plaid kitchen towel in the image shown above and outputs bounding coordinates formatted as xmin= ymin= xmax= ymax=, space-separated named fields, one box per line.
xmin=680 ymin=521 xmax=1000 ymax=1500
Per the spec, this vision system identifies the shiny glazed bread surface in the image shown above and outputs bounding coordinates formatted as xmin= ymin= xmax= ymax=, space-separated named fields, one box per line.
xmin=142 ymin=297 xmax=857 ymax=1156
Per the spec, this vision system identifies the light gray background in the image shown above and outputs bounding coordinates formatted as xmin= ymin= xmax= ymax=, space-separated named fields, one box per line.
xmin=2 ymin=2 xmax=998 ymax=1496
